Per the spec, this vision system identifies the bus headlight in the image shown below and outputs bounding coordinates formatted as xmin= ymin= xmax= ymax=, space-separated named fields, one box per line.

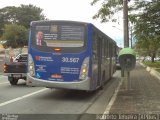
xmin=82 ymin=68 xmax=87 ymax=73
xmin=79 ymin=57 xmax=89 ymax=80
xmin=28 ymin=54 xmax=35 ymax=76
xmin=29 ymin=64 xmax=33 ymax=70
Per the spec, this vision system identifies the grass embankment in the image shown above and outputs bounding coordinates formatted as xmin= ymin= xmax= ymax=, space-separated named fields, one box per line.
xmin=143 ymin=61 xmax=160 ymax=68
xmin=143 ymin=61 xmax=160 ymax=73
xmin=157 ymin=69 xmax=160 ymax=73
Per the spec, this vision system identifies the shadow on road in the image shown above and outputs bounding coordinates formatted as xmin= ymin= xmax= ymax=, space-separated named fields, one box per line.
xmin=37 ymin=88 xmax=99 ymax=101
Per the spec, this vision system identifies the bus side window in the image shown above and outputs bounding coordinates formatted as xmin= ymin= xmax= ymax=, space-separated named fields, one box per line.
xmin=102 ymin=38 xmax=105 ymax=59
xmin=105 ymin=39 xmax=109 ymax=59
xmin=92 ymin=33 xmax=98 ymax=61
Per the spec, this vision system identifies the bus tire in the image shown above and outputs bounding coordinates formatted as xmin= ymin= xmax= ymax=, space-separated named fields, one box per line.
xmin=8 ymin=77 xmax=18 ymax=85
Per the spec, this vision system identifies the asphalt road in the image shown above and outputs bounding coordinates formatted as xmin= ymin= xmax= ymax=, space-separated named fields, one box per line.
xmin=0 ymin=71 xmax=121 ymax=120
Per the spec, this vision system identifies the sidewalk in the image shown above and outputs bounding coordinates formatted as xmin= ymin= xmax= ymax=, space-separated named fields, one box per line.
xmin=109 ymin=63 xmax=160 ymax=114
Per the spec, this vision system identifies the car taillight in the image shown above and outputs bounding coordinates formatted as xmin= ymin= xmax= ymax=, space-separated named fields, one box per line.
xmin=3 ymin=64 xmax=7 ymax=72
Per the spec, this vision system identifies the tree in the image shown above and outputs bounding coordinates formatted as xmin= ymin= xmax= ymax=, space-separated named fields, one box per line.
xmin=133 ymin=1 xmax=160 ymax=62
xmin=91 ymin=0 xmax=160 ymax=62
xmin=0 ymin=4 xmax=47 ymax=37
xmin=0 ymin=6 xmax=17 ymax=37
xmin=91 ymin=0 xmax=123 ymax=22
xmin=1 ymin=24 xmax=28 ymax=48
xmin=91 ymin=0 xmax=152 ymax=22
xmin=16 ymin=4 xmax=47 ymax=29
xmin=0 ymin=4 xmax=47 ymax=48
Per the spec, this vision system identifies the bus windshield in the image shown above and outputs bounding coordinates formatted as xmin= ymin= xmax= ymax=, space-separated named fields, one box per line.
xmin=33 ymin=24 xmax=85 ymax=48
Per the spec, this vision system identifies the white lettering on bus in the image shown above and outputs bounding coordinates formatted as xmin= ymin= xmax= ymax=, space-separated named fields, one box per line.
xmin=62 ymin=57 xmax=79 ymax=63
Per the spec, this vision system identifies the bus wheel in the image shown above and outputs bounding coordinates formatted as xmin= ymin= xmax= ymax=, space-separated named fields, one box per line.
xmin=8 ymin=77 xmax=18 ymax=85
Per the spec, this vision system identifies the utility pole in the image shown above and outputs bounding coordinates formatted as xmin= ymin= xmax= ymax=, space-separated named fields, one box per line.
xmin=130 ymin=26 xmax=133 ymax=48
xmin=123 ymin=0 xmax=129 ymax=48
xmin=122 ymin=0 xmax=131 ymax=91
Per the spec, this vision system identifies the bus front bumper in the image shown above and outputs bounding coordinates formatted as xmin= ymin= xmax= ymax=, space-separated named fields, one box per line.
xmin=27 ymin=74 xmax=91 ymax=91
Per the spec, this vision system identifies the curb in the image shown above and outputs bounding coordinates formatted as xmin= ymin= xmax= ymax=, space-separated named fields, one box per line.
xmin=150 ymin=69 xmax=160 ymax=80
xmin=139 ymin=62 xmax=160 ymax=80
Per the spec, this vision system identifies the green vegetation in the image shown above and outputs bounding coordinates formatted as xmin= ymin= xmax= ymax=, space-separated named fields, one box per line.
xmin=91 ymin=0 xmax=160 ymax=62
xmin=143 ymin=61 xmax=160 ymax=68
xmin=156 ymin=69 xmax=160 ymax=73
xmin=2 ymin=24 xmax=28 ymax=48
xmin=0 ymin=4 xmax=47 ymax=48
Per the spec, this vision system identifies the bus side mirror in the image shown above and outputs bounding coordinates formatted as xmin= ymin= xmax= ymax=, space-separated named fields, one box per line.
xmin=118 ymin=48 xmax=136 ymax=71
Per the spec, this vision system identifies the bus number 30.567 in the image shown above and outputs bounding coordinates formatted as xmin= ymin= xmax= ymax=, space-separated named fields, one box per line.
xmin=62 ymin=57 xmax=79 ymax=63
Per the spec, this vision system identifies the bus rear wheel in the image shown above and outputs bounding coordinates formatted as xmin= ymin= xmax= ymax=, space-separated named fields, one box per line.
xmin=8 ymin=77 xmax=18 ymax=85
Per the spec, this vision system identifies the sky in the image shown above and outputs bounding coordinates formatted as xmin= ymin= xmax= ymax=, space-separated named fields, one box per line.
xmin=1 ymin=0 xmax=124 ymax=47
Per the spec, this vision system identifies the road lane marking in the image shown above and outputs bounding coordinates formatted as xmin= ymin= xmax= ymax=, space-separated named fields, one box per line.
xmin=0 ymin=88 xmax=48 ymax=107
xmin=103 ymin=77 xmax=123 ymax=114
xmin=0 ymin=82 xmax=9 ymax=85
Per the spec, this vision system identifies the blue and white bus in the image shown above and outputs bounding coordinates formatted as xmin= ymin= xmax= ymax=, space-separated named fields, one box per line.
xmin=27 ymin=20 xmax=117 ymax=91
